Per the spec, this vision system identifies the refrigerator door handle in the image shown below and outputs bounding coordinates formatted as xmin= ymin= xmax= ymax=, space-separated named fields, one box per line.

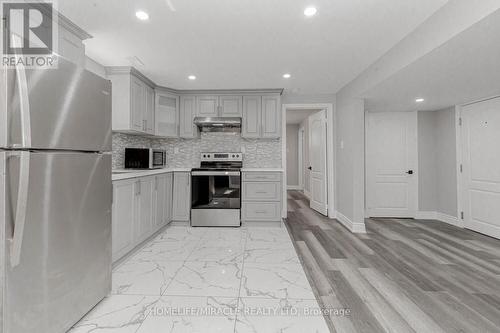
xmin=10 ymin=151 xmax=30 ymax=267
xmin=15 ymin=62 xmax=32 ymax=148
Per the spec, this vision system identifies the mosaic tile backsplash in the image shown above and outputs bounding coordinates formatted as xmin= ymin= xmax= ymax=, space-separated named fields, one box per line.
xmin=112 ymin=132 xmax=282 ymax=169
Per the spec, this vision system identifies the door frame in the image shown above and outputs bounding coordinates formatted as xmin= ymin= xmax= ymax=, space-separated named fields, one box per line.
xmin=281 ymin=103 xmax=336 ymax=219
xmin=298 ymin=126 xmax=305 ymax=191
xmin=365 ymin=111 xmax=419 ymax=218
xmin=456 ymin=94 xmax=500 ymax=230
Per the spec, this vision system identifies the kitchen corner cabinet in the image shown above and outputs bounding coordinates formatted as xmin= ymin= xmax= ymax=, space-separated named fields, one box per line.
xmin=107 ymin=68 xmax=155 ymax=135
xmin=155 ymin=90 xmax=179 ymax=137
xmin=172 ymin=172 xmax=191 ymax=221
xmin=180 ymin=96 xmax=199 ymax=138
xmin=242 ymin=95 xmax=281 ymax=139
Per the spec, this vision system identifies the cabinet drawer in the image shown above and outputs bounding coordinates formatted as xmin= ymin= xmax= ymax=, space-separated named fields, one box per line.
xmin=243 ymin=182 xmax=281 ymax=201
xmin=242 ymin=202 xmax=281 ymax=221
xmin=242 ymin=172 xmax=281 ymax=182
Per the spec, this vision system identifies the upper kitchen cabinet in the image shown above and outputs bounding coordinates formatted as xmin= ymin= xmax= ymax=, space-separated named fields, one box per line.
xmin=196 ymin=95 xmax=219 ymax=117
xmin=242 ymin=96 xmax=261 ymax=138
xmin=219 ymin=95 xmax=243 ymax=117
xmin=261 ymin=95 xmax=281 ymax=138
xmin=194 ymin=95 xmax=243 ymax=117
xmin=242 ymin=94 xmax=281 ymax=139
xmin=155 ymin=89 xmax=179 ymax=137
xmin=106 ymin=67 xmax=156 ymax=135
xmin=179 ymin=95 xmax=199 ymax=138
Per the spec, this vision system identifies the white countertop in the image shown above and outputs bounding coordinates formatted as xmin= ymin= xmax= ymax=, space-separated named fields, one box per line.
xmin=113 ymin=167 xmax=284 ymax=181
xmin=241 ymin=168 xmax=284 ymax=172
xmin=112 ymin=168 xmax=191 ymax=181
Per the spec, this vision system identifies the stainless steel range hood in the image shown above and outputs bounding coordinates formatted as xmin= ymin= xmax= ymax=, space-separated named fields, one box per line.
xmin=193 ymin=117 xmax=242 ymax=132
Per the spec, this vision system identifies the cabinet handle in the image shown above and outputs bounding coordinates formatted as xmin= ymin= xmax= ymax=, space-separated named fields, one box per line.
xmin=255 ymin=210 xmax=267 ymax=214
xmin=136 ymin=181 xmax=141 ymax=195
xmin=255 ymin=191 xmax=268 ymax=194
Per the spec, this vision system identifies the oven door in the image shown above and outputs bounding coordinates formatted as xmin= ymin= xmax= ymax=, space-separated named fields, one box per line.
xmin=191 ymin=171 xmax=241 ymax=227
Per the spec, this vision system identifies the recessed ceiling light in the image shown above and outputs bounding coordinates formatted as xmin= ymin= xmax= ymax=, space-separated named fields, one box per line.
xmin=188 ymin=75 xmax=196 ymax=80
xmin=135 ymin=10 xmax=149 ymax=21
xmin=283 ymin=73 xmax=291 ymax=79
xmin=304 ymin=7 xmax=317 ymax=17
xmin=415 ymin=98 xmax=425 ymax=103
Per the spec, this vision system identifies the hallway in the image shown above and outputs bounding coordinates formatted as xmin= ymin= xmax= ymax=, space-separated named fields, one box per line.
xmin=285 ymin=190 xmax=500 ymax=333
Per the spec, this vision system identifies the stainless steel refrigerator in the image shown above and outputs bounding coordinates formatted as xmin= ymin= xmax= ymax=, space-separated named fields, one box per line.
xmin=0 ymin=56 xmax=113 ymax=333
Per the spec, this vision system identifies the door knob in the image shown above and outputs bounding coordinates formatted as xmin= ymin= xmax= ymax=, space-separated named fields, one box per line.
xmin=308 ymin=166 xmax=312 ymax=170
xmin=406 ymin=170 xmax=414 ymax=175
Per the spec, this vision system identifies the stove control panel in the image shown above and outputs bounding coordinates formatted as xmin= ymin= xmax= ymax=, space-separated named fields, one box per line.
xmin=201 ymin=152 xmax=243 ymax=162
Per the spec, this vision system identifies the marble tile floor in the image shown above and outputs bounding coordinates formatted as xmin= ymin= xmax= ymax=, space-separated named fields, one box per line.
xmin=70 ymin=225 xmax=330 ymax=333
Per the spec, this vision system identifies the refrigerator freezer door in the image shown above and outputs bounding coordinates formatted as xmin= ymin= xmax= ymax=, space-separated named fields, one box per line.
xmin=2 ymin=56 xmax=111 ymax=151
xmin=2 ymin=151 xmax=112 ymax=333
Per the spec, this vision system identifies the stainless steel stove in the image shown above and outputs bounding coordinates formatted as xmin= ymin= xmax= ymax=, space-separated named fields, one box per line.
xmin=191 ymin=153 xmax=243 ymax=227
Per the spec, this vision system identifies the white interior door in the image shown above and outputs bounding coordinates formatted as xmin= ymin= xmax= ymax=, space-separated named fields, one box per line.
xmin=461 ymin=98 xmax=500 ymax=239
xmin=366 ymin=111 xmax=417 ymax=217
xmin=309 ymin=110 xmax=328 ymax=215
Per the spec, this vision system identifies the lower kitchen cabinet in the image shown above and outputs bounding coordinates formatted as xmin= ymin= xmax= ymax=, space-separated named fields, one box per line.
xmin=172 ymin=172 xmax=191 ymax=221
xmin=112 ymin=172 xmax=175 ymax=263
xmin=155 ymin=173 xmax=173 ymax=229
xmin=111 ymin=179 xmax=136 ymax=262
xmin=241 ymin=171 xmax=282 ymax=224
xmin=135 ymin=176 xmax=155 ymax=243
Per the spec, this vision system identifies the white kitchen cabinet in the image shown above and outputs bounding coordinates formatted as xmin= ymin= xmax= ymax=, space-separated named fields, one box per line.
xmin=195 ymin=95 xmax=243 ymax=117
xmin=242 ymin=96 xmax=261 ymax=138
xmin=180 ymin=95 xmax=199 ymax=138
xmin=172 ymin=172 xmax=191 ymax=221
xmin=145 ymin=86 xmax=155 ymax=134
xmin=261 ymin=96 xmax=281 ymax=138
xmin=155 ymin=91 xmax=179 ymax=137
xmin=242 ymin=95 xmax=281 ymax=138
xmin=196 ymin=95 xmax=219 ymax=117
xmin=112 ymin=172 xmax=175 ymax=263
xmin=107 ymin=67 xmax=155 ymax=135
xmin=241 ymin=171 xmax=282 ymax=224
xmin=112 ymin=179 xmax=136 ymax=262
xmin=135 ymin=176 xmax=155 ymax=243
xmin=155 ymin=173 xmax=173 ymax=229
xmin=131 ymin=76 xmax=145 ymax=132
xmin=219 ymin=95 xmax=243 ymax=117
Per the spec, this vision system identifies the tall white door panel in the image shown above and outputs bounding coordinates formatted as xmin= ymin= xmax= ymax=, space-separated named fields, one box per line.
xmin=366 ymin=112 xmax=417 ymax=217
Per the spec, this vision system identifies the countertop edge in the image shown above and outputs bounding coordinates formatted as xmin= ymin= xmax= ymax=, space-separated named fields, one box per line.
xmin=112 ymin=168 xmax=191 ymax=181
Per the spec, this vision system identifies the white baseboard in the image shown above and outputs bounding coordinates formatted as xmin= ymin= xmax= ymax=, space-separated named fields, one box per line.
xmin=303 ymin=190 xmax=311 ymax=199
xmin=415 ymin=211 xmax=463 ymax=228
xmin=287 ymin=185 xmax=302 ymax=190
xmin=415 ymin=211 xmax=437 ymax=220
xmin=335 ymin=211 xmax=366 ymax=233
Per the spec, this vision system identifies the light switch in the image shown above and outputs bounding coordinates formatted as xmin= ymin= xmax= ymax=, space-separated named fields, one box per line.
xmin=340 ymin=140 xmax=345 ymax=149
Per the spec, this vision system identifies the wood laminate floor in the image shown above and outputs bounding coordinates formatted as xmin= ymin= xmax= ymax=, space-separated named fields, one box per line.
xmin=284 ymin=190 xmax=500 ymax=333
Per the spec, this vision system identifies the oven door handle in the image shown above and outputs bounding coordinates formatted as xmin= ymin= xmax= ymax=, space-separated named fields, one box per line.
xmin=191 ymin=171 xmax=241 ymax=176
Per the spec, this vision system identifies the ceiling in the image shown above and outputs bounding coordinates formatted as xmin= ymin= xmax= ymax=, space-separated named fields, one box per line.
xmin=58 ymin=0 xmax=448 ymax=94
xmin=286 ymin=109 xmax=320 ymax=124
xmin=364 ymin=8 xmax=500 ymax=112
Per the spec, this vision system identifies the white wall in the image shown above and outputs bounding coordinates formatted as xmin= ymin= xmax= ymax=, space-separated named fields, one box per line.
xmin=286 ymin=124 xmax=299 ymax=187
xmin=418 ymin=108 xmax=458 ymax=217
xmin=335 ymin=96 xmax=366 ymax=232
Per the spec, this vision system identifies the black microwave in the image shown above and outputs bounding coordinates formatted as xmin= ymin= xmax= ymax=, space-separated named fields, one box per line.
xmin=124 ymin=148 xmax=166 ymax=169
